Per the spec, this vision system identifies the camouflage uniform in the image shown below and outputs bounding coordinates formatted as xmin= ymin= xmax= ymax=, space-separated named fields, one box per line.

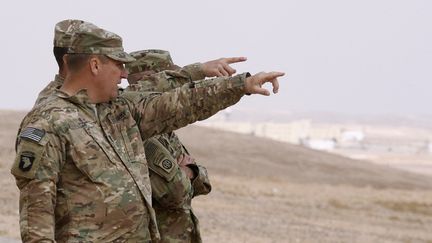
xmin=16 ymin=20 xmax=79 ymax=138
xmin=35 ymin=19 xmax=85 ymax=105
xmin=127 ymin=50 xmax=211 ymax=243
xmin=12 ymin=20 xmax=247 ymax=242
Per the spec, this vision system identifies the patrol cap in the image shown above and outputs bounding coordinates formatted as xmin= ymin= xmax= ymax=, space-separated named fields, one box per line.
xmin=126 ymin=49 xmax=179 ymax=75
xmin=67 ymin=21 xmax=135 ymax=63
xmin=53 ymin=19 xmax=86 ymax=48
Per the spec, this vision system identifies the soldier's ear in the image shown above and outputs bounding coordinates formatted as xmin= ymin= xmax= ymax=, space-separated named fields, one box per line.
xmin=89 ymin=56 xmax=100 ymax=75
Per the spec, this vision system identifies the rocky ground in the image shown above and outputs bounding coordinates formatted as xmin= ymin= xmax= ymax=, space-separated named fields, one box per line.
xmin=1 ymin=110 xmax=432 ymax=242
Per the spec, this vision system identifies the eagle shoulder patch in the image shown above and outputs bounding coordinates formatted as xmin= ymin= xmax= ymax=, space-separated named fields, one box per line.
xmin=12 ymin=138 xmax=45 ymax=179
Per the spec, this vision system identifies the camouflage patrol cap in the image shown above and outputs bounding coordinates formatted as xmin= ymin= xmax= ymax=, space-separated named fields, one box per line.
xmin=53 ymin=19 xmax=86 ymax=47
xmin=67 ymin=21 xmax=135 ymax=63
xmin=126 ymin=49 xmax=179 ymax=75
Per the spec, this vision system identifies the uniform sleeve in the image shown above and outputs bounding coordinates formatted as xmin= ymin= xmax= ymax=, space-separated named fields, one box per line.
xmin=179 ymin=62 xmax=206 ymax=81
xmin=131 ymin=63 xmax=205 ymax=93
xmin=167 ymin=133 xmax=212 ymax=197
xmin=144 ymin=136 xmax=192 ymax=208
xmin=150 ymin=168 xmax=193 ymax=208
xmin=134 ymin=71 xmax=190 ymax=93
xmin=189 ymin=164 xmax=212 ymax=197
xmin=122 ymin=73 xmax=247 ymax=140
xmin=11 ymin=125 xmax=62 ymax=243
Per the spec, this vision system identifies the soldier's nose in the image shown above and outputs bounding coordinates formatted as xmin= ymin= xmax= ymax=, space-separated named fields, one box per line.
xmin=121 ymin=70 xmax=128 ymax=79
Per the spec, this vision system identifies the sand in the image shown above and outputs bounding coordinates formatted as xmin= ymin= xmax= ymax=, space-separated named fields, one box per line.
xmin=1 ymin=110 xmax=431 ymax=242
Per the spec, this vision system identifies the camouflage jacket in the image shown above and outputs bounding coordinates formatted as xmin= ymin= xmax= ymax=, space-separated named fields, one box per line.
xmin=35 ymin=62 xmax=203 ymax=107
xmin=17 ymin=64 xmax=203 ymax=141
xmin=12 ymin=73 xmax=246 ymax=242
xmin=34 ymin=74 xmax=65 ymax=105
xmin=15 ymin=75 xmax=65 ymax=151
xmin=145 ymin=134 xmax=210 ymax=243
xmin=133 ymin=72 xmax=212 ymax=243
xmin=131 ymin=63 xmax=204 ymax=93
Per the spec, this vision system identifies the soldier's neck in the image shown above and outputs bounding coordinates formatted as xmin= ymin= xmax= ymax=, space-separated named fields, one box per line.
xmin=61 ymin=72 xmax=91 ymax=99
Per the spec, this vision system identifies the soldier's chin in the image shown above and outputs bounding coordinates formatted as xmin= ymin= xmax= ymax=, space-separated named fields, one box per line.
xmin=110 ymin=90 xmax=119 ymax=100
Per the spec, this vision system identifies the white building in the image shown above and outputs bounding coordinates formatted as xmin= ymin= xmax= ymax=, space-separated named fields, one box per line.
xmin=301 ymin=138 xmax=336 ymax=151
xmin=341 ymin=130 xmax=365 ymax=142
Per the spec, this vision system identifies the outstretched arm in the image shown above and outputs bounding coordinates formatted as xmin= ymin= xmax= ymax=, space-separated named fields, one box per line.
xmin=130 ymin=56 xmax=248 ymax=93
xmin=122 ymin=71 xmax=284 ymax=140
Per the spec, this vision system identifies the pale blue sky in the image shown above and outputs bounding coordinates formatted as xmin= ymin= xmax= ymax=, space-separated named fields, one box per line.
xmin=1 ymin=0 xmax=431 ymax=116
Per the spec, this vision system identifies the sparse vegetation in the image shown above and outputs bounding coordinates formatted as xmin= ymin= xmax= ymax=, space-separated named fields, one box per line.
xmin=328 ymin=199 xmax=350 ymax=210
xmin=1 ymin=110 xmax=432 ymax=242
xmin=375 ymin=200 xmax=432 ymax=216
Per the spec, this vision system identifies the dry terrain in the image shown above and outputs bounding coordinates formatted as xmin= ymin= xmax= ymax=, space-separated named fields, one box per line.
xmin=1 ymin=110 xmax=432 ymax=242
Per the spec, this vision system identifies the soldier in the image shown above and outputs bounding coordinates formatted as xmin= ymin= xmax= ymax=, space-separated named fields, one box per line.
xmin=15 ymin=20 xmax=83 ymax=143
xmin=26 ymin=21 xmax=243 ymax=242
xmin=17 ymin=19 xmax=245 ymax=242
xmin=12 ymin=20 xmax=284 ymax=242
xmin=126 ymin=50 xmax=217 ymax=243
xmin=35 ymin=20 xmax=245 ymax=108
xmin=35 ymin=19 xmax=83 ymax=105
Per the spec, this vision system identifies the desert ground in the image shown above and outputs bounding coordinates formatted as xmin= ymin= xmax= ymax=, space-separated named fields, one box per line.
xmin=1 ymin=110 xmax=432 ymax=243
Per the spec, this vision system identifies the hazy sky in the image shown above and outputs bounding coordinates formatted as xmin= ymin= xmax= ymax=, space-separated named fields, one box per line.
xmin=1 ymin=0 xmax=431 ymax=116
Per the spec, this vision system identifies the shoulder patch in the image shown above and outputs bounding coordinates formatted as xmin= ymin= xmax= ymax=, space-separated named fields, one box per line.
xmin=161 ymin=159 xmax=174 ymax=170
xmin=19 ymin=127 xmax=45 ymax=143
xmin=145 ymin=138 xmax=177 ymax=181
xmin=149 ymin=157 xmax=176 ymax=182
xmin=12 ymin=140 xmax=45 ymax=179
xmin=19 ymin=151 xmax=36 ymax=171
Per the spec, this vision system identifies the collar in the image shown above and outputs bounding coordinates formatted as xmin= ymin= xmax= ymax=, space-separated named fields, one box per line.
xmin=54 ymin=89 xmax=115 ymax=121
xmin=54 ymin=74 xmax=65 ymax=84
xmin=55 ymin=89 xmax=93 ymax=106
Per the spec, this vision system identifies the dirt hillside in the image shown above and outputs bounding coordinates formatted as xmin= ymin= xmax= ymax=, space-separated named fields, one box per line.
xmin=1 ymin=110 xmax=431 ymax=242
xmin=176 ymin=125 xmax=432 ymax=190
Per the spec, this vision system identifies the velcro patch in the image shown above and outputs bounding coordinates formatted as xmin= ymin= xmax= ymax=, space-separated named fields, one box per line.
xmin=19 ymin=151 xmax=35 ymax=171
xmin=12 ymin=141 xmax=45 ymax=179
xmin=19 ymin=127 xmax=45 ymax=143
xmin=161 ymin=159 xmax=173 ymax=171
xmin=145 ymin=137 xmax=177 ymax=181
xmin=149 ymin=157 xmax=176 ymax=182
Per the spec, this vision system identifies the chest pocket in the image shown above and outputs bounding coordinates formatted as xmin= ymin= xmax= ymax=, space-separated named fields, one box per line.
xmin=102 ymin=112 xmax=144 ymax=165
xmin=144 ymin=137 xmax=177 ymax=182
xmin=68 ymin=121 xmax=121 ymax=182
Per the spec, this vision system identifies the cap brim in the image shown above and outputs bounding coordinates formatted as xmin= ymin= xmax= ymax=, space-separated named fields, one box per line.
xmin=107 ymin=51 xmax=136 ymax=63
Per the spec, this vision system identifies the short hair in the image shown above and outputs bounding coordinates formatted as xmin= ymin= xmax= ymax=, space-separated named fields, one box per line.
xmin=53 ymin=47 xmax=69 ymax=70
xmin=65 ymin=54 xmax=109 ymax=72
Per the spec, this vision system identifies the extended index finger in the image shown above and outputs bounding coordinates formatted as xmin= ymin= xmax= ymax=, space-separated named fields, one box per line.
xmin=263 ymin=71 xmax=285 ymax=80
xmin=224 ymin=56 xmax=247 ymax=64
xmin=262 ymin=72 xmax=284 ymax=93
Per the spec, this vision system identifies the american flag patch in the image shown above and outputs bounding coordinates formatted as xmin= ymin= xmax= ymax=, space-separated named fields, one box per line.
xmin=19 ymin=127 xmax=45 ymax=143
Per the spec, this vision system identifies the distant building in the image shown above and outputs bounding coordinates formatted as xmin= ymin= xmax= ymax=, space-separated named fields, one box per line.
xmin=301 ymin=138 xmax=336 ymax=151
xmin=198 ymin=119 xmax=432 ymax=156
xmin=253 ymin=120 xmax=311 ymax=144
xmin=341 ymin=130 xmax=365 ymax=142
